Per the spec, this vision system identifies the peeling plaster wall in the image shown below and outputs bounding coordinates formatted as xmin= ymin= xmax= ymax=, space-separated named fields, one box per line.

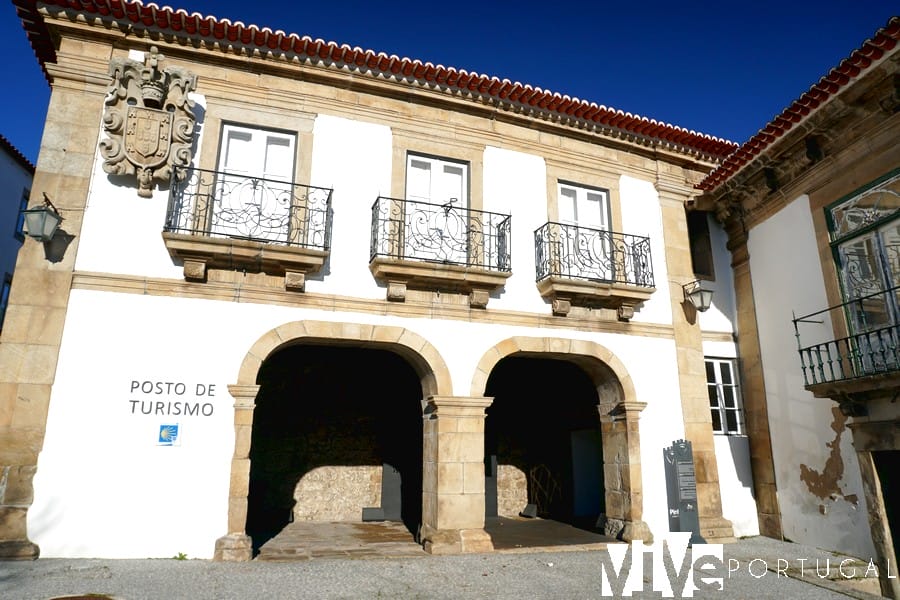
xmin=747 ymin=194 xmax=874 ymax=558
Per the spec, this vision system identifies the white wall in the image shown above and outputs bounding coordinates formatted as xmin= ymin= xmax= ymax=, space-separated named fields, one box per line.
xmin=32 ymin=106 xmax=730 ymax=557
xmin=698 ymin=214 xmax=738 ymax=333
xmin=621 ymin=175 xmax=672 ymax=325
xmin=305 ymin=114 xmax=391 ymax=299
xmin=748 ymin=194 xmax=874 ymax=558
xmin=482 ymin=146 xmax=547 ymax=312
xmin=30 ymin=287 xmax=690 ymax=557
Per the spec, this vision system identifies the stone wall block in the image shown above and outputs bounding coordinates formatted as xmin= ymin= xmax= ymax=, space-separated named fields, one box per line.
xmin=9 ymin=385 xmax=52 ymax=429
xmin=436 ymin=463 xmax=463 ymax=494
xmin=0 ymin=507 xmax=29 ymax=540
xmin=462 ymin=462 xmax=484 ymax=494
xmin=2 ymin=466 xmax=37 ymax=505
xmin=436 ymin=494 xmax=484 ymax=530
xmin=229 ymin=459 xmax=251 ymax=498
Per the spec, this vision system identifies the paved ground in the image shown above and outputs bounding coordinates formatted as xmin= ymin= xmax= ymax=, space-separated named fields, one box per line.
xmin=0 ymin=533 xmax=889 ymax=599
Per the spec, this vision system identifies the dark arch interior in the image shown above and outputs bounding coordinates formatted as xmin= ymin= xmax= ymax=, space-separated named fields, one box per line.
xmin=246 ymin=344 xmax=423 ymax=553
xmin=484 ymin=355 xmax=605 ymax=530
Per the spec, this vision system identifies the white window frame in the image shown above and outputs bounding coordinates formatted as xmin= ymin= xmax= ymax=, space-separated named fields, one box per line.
xmin=557 ymin=181 xmax=610 ymax=229
xmin=405 ymin=153 xmax=469 ymax=209
xmin=210 ymin=123 xmax=298 ymax=243
xmin=705 ymin=357 xmax=744 ymax=435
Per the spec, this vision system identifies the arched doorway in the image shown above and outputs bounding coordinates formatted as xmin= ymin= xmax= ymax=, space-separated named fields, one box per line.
xmin=247 ymin=344 xmax=423 ymax=553
xmin=214 ymin=321 xmax=452 ymax=561
xmin=484 ymin=356 xmax=604 ymax=530
xmin=471 ymin=337 xmax=652 ymax=546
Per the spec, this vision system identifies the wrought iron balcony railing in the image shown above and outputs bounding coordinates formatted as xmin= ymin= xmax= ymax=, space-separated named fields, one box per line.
xmin=165 ymin=168 xmax=332 ymax=250
xmin=534 ymin=222 xmax=655 ymax=287
xmin=793 ymin=285 xmax=900 ymax=387
xmin=369 ymin=196 xmax=511 ymax=271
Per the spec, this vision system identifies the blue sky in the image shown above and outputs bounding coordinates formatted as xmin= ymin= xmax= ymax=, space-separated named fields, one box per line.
xmin=2 ymin=1 xmax=896 ymax=163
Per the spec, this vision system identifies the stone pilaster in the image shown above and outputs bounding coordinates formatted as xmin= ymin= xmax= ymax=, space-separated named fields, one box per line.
xmin=0 ymin=38 xmax=113 ymax=559
xmin=213 ymin=384 xmax=259 ymax=561
xmin=723 ymin=221 xmax=784 ymax=539
xmin=599 ymin=401 xmax=653 ymax=543
xmin=656 ymin=178 xmax=735 ymax=543
xmin=420 ymin=395 xmax=494 ymax=555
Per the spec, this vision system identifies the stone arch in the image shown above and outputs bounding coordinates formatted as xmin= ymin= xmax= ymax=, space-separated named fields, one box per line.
xmin=237 ymin=320 xmax=452 ymax=397
xmin=470 ymin=336 xmax=652 ymax=544
xmin=214 ymin=320 xmax=451 ymax=561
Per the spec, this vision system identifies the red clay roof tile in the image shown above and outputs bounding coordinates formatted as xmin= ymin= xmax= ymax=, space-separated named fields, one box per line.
xmin=16 ymin=0 xmax=739 ymax=158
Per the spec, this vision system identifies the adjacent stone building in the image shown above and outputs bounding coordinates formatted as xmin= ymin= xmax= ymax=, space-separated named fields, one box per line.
xmin=698 ymin=16 xmax=900 ymax=596
xmin=0 ymin=135 xmax=34 ymax=333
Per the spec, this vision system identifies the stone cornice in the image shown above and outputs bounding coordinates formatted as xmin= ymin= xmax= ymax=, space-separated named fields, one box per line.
xmin=702 ymin=55 xmax=900 ymax=231
xmin=37 ymin=8 xmax=724 ymax=172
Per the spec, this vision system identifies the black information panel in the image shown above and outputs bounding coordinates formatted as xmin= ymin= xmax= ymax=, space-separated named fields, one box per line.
xmin=663 ymin=439 xmax=706 ymax=545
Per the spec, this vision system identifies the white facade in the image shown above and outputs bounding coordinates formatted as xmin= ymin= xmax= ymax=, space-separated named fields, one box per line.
xmin=27 ymin=99 xmax=755 ymax=557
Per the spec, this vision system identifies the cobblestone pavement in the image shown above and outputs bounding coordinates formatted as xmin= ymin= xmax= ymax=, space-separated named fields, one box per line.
xmin=0 ymin=535 xmax=889 ymax=599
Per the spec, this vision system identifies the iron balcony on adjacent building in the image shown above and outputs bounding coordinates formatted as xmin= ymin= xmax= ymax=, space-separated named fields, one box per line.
xmin=793 ymin=284 xmax=900 ymax=409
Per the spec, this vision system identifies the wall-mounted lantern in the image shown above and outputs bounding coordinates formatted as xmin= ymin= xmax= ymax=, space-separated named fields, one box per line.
xmin=22 ymin=193 xmax=63 ymax=243
xmin=683 ymin=279 xmax=714 ymax=313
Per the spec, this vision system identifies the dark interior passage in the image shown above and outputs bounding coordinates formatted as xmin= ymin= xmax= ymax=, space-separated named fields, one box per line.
xmin=247 ymin=344 xmax=423 ymax=553
xmin=484 ymin=355 xmax=604 ymax=531
xmin=873 ymin=450 xmax=899 ymax=563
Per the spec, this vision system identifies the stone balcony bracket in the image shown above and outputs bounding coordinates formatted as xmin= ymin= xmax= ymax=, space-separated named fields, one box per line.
xmin=162 ymin=232 xmax=328 ymax=291
xmin=369 ymin=257 xmax=510 ymax=308
xmin=537 ymin=277 xmax=655 ymax=321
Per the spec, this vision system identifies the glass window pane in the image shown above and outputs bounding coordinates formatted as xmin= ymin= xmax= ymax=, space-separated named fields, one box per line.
xmin=725 ymin=410 xmax=738 ymax=433
xmin=710 ymin=410 xmax=722 ymax=433
xmin=723 ymin=387 xmax=736 ymax=408
xmin=581 ymin=191 xmax=607 ymax=228
xmin=406 ymin=159 xmax=432 ymax=201
xmin=223 ymin=130 xmax=253 ymax=173
xmin=439 ymin=165 xmax=465 ymax=206
xmin=705 ymin=361 xmax=715 ymax=383
xmin=263 ymin=136 xmax=293 ymax=181
xmin=559 ymin=187 xmax=577 ymax=223
xmin=720 ymin=362 xmax=732 ymax=384
xmin=707 ymin=385 xmax=719 ymax=407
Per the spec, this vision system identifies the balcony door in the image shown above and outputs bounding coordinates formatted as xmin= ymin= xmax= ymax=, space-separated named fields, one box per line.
xmin=404 ymin=154 xmax=469 ymax=265
xmin=213 ymin=124 xmax=296 ymax=243
xmin=557 ymin=182 xmax=611 ymax=280
xmin=831 ymin=172 xmax=900 ymax=374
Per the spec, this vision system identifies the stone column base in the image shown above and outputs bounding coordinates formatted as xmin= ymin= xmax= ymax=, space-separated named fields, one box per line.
xmin=699 ymin=516 xmax=735 ymax=544
xmin=213 ymin=533 xmax=252 ymax=561
xmin=421 ymin=525 xmax=494 ymax=555
xmin=601 ymin=516 xmax=653 ymax=544
xmin=0 ymin=540 xmax=40 ymax=560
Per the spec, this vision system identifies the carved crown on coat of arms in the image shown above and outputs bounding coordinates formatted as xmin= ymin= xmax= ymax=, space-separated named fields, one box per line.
xmin=100 ymin=47 xmax=198 ymax=198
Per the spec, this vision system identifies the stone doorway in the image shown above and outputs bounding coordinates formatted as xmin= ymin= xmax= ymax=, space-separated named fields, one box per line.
xmin=873 ymin=450 xmax=898 ymax=579
xmin=246 ymin=344 xmax=423 ymax=555
xmin=484 ymin=356 xmax=604 ymax=532
xmin=470 ymin=337 xmax=652 ymax=545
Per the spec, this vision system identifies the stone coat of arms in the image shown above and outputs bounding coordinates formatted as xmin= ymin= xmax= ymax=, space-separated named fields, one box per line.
xmin=100 ymin=47 xmax=198 ymax=198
